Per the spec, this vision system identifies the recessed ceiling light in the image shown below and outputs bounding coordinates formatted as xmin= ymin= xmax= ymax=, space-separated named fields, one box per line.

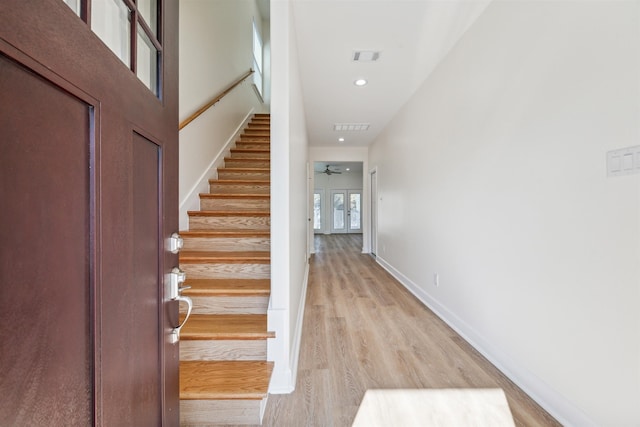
xmin=354 ymin=78 xmax=368 ymax=86
xmin=346 ymin=168 xmax=350 ymax=171
xmin=338 ymin=137 xmax=345 ymax=142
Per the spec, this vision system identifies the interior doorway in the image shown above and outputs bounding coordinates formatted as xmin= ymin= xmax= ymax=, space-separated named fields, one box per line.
xmin=329 ymin=189 xmax=362 ymax=233
xmin=313 ymin=161 xmax=363 ymax=235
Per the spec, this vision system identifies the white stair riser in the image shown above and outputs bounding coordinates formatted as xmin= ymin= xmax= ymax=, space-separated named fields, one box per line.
xmin=235 ymin=143 xmax=270 ymax=150
xmin=180 ymin=340 xmax=267 ymax=361
xmin=230 ymin=151 xmax=270 ymax=159
xmin=181 ymin=263 xmax=270 ymax=280
xmin=225 ymin=159 xmax=270 ymax=168
xmin=183 ymin=236 xmax=270 ymax=252
xmin=218 ymin=171 xmax=270 ymax=181
xmin=238 ymin=139 xmax=270 ymax=145
xmin=180 ymin=399 xmax=265 ymax=426
xmin=180 ymin=295 xmax=269 ymax=315
xmin=189 ymin=216 xmax=270 ymax=230
xmin=209 ymin=183 xmax=270 ymax=194
xmin=200 ymin=198 xmax=269 ymax=211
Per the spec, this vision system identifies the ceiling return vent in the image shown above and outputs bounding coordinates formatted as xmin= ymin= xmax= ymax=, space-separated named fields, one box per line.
xmin=334 ymin=123 xmax=370 ymax=131
xmin=352 ymin=51 xmax=380 ymax=62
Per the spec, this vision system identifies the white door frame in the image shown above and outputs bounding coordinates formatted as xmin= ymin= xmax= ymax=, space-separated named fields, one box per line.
xmin=370 ymin=168 xmax=378 ymax=255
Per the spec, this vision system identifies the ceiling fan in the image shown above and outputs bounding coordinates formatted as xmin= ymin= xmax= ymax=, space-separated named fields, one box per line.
xmin=318 ymin=165 xmax=342 ymax=175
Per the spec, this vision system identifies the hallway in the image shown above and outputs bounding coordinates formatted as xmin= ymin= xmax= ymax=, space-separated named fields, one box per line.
xmin=262 ymin=234 xmax=559 ymax=426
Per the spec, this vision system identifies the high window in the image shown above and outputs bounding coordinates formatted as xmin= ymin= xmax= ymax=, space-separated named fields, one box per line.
xmin=252 ymin=18 xmax=263 ymax=97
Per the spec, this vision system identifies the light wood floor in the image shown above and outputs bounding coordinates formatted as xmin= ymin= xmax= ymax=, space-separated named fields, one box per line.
xmin=261 ymin=234 xmax=560 ymax=427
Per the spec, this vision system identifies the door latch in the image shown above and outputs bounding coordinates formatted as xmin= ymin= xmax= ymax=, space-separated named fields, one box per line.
xmin=168 ymin=232 xmax=184 ymax=254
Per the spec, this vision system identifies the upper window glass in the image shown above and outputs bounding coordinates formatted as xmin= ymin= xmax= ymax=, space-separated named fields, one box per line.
xmin=252 ymin=19 xmax=263 ymax=97
xmin=62 ymin=0 xmax=162 ymax=98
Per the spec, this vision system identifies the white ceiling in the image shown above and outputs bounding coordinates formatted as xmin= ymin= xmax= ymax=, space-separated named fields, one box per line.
xmin=292 ymin=0 xmax=492 ymax=147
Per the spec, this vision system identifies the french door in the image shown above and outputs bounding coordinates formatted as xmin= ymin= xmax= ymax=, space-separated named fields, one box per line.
xmin=331 ymin=190 xmax=362 ymax=234
xmin=0 ymin=1 xmax=179 ymax=425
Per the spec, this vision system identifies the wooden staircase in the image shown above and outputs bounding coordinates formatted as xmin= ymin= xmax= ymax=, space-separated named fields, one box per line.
xmin=179 ymin=114 xmax=274 ymax=426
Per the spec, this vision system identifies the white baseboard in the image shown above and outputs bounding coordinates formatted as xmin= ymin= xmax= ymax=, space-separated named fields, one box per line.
xmin=266 ymin=306 xmax=293 ymax=394
xmin=178 ymin=109 xmax=256 ymax=230
xmin=375 ymin=255 xmax=595 ymax=427
xmin=267 ymin=262 xmax=310 ymax=395
xmin=289 ymin=262 xmax=310 ymax=389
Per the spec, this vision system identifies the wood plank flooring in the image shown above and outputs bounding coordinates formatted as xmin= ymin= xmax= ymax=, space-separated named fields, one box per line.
xmin=260 ymin=234 xmax=560 ymax=427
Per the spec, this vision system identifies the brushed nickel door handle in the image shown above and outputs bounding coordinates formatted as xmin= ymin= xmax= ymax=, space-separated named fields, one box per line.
xmin=167 ymin=267 xmax=193 ymax=344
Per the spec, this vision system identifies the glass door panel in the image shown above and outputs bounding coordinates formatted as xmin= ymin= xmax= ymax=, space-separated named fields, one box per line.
xmin=67 ymin=0 xmax=163 ymax=98
xmin=137 ymin=23 xmax=159 ymax=95
xmin=331 ymin=191 xmax=346 ymax=233
xmin=63 ymin=0 xmax=81 ymax=16
xmin=92 ymin=0 xmax=131 ymax=67
xmin=138 ymin=0 xmax=158 ymax=35
xmin=313 ymin=191 xmax=322 ymax=232
xmin=348 ymin=191 xmax=361 ymax=232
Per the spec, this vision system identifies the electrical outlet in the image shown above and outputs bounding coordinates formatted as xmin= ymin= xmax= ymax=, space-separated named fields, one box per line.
xmin=434 ymin=273 xmax=439 ymax=287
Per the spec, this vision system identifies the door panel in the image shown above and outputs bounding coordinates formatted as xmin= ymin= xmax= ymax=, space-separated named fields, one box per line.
xmin=331 ymin=190 xmax=347 ymax=234
xmin=348 ymin=191 xmax=362 ymax=232
xmin=101 ymin=133 xmax=162 ymax=425
xmin=0 ymin=1 xmax=179 ymax=425
xmin=331 ymin=190 xmax=362 ymax=234
xmin=0 ymin=53 xmax=93 ymax=426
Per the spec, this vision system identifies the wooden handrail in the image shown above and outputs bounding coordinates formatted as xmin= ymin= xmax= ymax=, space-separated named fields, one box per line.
xmin=179 ymin=69 xmax=255 ymax=130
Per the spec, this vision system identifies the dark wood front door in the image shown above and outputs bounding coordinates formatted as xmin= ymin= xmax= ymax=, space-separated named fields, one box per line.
xmin=0 ymin=1 xmax=179 ymax=425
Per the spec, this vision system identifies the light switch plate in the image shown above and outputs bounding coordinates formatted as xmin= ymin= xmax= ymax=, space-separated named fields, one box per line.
xmin=607 ymin=145 xmax=640 ymax=177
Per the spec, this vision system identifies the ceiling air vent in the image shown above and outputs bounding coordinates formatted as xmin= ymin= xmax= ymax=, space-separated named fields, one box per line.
xmin=334 ymin=123 xmax=370 ymax=132
xmin=352 ymin=51 xmax=380 ymax=62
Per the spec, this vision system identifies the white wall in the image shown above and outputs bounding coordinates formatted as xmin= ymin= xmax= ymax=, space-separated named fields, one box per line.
xmin=179 ymin=0 xmax=268 ymax=229
xmin=369 ymin=2 xmax=640 ymax=426
xmin=268 ymin=0 xmax=309 ymax=394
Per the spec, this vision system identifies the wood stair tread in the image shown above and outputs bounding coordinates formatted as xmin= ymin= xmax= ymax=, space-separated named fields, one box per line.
xmin=181 ymin=230 xmax=270 ymax=237
xmin=199 ymin=193 xmax=269 ymax=199
xmin=182 ymin=278 xmax=270 ymax=296
xmin=181 ymin=314 xmax=274 ymax=340
xmin=230 ymin=148 xmax=270 ymax=153
xmin=180 ymin=250 xmax=270 ymax=263
xmin=180 ymin=361 xmax=273 ymax=400
xmin=188 ymin=210 xmax=270 ymax=217
xmin=217 ymin=167 xmax=270 ymax=172
xmin=208 ymin=179 xmax=271 ymax=185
